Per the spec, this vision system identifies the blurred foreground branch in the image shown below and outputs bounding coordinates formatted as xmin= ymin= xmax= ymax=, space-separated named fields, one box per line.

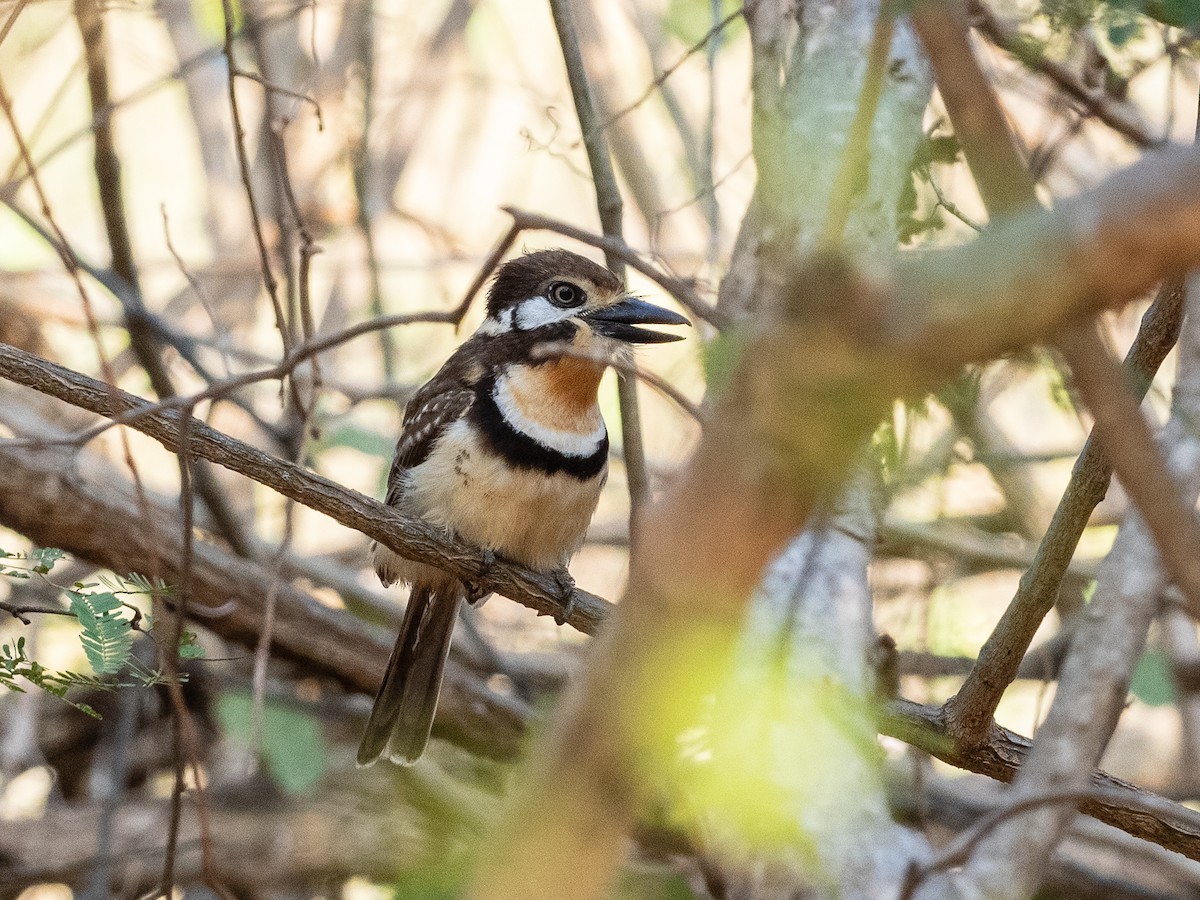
xmin=465 ymin=133 xmax=1200 ymax=898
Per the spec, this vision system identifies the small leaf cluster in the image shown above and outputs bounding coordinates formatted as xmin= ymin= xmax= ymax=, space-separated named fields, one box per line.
xmin=0 ymin=548 xmax=201 ymax=716
xmin=0 ymin=546 xmax=63 ymax=579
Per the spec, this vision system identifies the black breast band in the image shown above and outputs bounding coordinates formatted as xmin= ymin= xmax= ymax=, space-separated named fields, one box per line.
xmin=470 ymin=374 xmax=608 ymax=480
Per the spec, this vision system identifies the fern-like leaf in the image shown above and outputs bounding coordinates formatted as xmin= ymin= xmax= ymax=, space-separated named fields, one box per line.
xmin=67 ymin=590 xmax=134 ymax=675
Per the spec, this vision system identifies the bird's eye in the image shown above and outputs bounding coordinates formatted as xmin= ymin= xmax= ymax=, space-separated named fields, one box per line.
xmin=547 ymin=281 xmax=584 ymax=308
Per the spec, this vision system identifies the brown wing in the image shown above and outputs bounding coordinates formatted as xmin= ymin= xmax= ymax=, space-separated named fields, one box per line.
xmin=383 ymin=379 xmax=474 ymax=508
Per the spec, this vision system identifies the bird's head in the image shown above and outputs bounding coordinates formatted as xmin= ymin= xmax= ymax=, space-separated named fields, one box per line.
xmin=477 ymin=249 xmax=690 ymax=347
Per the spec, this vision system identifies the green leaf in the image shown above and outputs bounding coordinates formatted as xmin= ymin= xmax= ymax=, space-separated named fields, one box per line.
xmin=1131 ymin=649 xmax=1176 ymax=706
xmin=178 ymin=630 xmax=206 ymax=660
xmin=67 ymin=590 xmax=134 ymax=675
xmin=217 ymin=692 xmax=328 ymax=794
xmin=30 ymin=547 xmax=64 ymax=574
xmin=74 ymin=702 xmax=102 ymax=720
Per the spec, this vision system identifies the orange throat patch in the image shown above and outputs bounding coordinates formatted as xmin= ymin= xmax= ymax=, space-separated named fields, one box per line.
xmin=504 ymin=358 xmax=605 ymax=434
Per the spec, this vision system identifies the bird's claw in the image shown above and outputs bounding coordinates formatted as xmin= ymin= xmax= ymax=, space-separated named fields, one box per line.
xmin=466 ymin=548 xmax=497 ymax=599
xmin=478 ymin=548 xmax=496 ymax=579
xmin=552 ymin=568 xmax=576 ymax=626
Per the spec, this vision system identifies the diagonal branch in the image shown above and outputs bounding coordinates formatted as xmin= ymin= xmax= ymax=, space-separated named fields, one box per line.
xmin=969 ymin=0 xmax=1161 ymax=148
xmin=913 ymin=0 xmax=1197 ymax=753
xmin=0 ymin=401 xmax=525 ymax=759
xmin=0 ymin=343 xmax=613 ymax=635
xmin=884 ymin=699 xmax=1200 ymax=863
xmin=946 ymin=281 xmax=1183 ymax=743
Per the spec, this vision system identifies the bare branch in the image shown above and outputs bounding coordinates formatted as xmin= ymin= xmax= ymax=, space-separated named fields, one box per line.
xmin=0 ymin=343 xmax=613 ymax=635
xmin=548 ymin=0 xmax=649 ymax=522
xmin=969 ymin=0 xmax=1161 ymax=148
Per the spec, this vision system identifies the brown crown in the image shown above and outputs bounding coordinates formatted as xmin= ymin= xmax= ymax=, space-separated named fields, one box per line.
xmin=486 ymin=249 xmax=621 ymax=315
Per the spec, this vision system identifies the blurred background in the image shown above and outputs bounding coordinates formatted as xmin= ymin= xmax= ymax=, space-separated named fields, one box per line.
xmin=1 ymin=0 xmax=1200 ymax=896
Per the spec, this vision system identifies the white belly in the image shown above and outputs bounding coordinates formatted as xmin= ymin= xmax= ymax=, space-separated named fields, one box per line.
xmin=376 ymin=420 xmax=606 ymax=585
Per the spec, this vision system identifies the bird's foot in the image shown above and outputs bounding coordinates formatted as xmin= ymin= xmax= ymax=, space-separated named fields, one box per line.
xmin=552 ymin=568 xmax=576 ymax=626
xmin=465 ymin=548 xmax=497 ymax=601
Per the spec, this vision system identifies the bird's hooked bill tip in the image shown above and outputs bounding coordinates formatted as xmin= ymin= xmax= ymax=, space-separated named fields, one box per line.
xmin=584 ymin=298 xmax=690 ymax=344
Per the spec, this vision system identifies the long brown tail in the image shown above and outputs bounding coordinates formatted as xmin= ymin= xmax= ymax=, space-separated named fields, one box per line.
xmin=357 ymin=583 xmax=463 ymax=766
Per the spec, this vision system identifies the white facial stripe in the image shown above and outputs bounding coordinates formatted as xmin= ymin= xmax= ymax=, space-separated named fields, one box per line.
xmin=513 ymin=296 xmax=576 ymax=330
xmin=475 ymin=306 xmax=514 ymax=336
xmin=493 ymin=373 xmax=607 ymax=457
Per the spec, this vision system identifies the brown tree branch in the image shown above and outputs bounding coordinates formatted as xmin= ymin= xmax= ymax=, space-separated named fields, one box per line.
xmin=969 ymin=0 xmax=1161 ymax=148
xmin=884 ymin=699 xmax=1200 ymax=864
xmin=463 ymin=23 xmax=1200 ymax=893
xmin=911 ymin=4 xmax=1200 ymax=893
xmin=0 ymin=400 xmax=526 ymax=759
xmin=0 ymin=343 xmax=614 ymax=635
xmin=913 ymin=0 xmax=1195 ymax=755
xmin=946 ymin=281 xmax=1183 ymax=744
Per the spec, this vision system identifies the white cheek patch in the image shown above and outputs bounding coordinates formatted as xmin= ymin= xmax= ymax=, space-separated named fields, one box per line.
xmin=475 ymin=306 xmax=515 ymax=336
xmin=513 ymin=296 xmax=576 ymax=330
xmin=493 ymin=373 xmax=607 ymax=457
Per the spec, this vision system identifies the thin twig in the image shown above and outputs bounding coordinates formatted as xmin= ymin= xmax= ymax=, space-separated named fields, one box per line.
xmin=589 ymin=3 xmax=748 ymax=142
xmin=912 ymin=2 xmax=1192 ymax=748
xmin=161 ymin=205 xmax=230 ymax=374
xmin=655 ymin=150 xmax=752 ymax=220
xmin=266 ymin=123 xmax=324 ymax=426
xmin=2 ymin=4 xmax=311 ymax=191
xmin=884 ymin=697 xmax=1200 ymax=863
xmin=969 ymin=0 xmax=1161 ymax=148
xmin=235 ymin=69 xmax=324 ymax=130
xmin=0 ymin=54 xmax=155 ymax=545
xmin=9 ymin=310 xmax=455 ymax=452
xmin=159 ymin=408 xmax=194 ymax=898
xmin=0 ymin=0 xmax=29 ymax=47
xmin=924 ymin=165 xmax=983 ymax=233
xmin=451 ymin=223 xmax=522 ymax=329
xmin=1059 ymin=324 xmax=1200 ymax=614
xmin=898 ymin=784 xmax=1198 ymax=899
xmin=76 ymin=0 xmax=252 ymax=556
xmin=503 ymin=206 xmax=726 ymax=328
xmin=548 ymin=0 xmax=650 ymax=522
xmin=219 ymin=0 xmax=290 ymax=356
xmin=2 ymin=196 xmax=290 ymax=450
xmin=702 ymin=0 xmax=721 ymax=263
xmin=350 ymin=0 xmax=395 ymax=378
xmin=0 ymin=600 xmax=75 ymax=624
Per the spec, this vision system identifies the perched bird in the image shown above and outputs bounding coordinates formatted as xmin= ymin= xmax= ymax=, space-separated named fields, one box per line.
xmin=359 ymin=249 xmax=689 ymax=766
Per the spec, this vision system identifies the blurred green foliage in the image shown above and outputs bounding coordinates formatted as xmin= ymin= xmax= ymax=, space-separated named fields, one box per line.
xmin=1042 ymin=0 xmax=1200 ymax=46
xmin=1131 ymin=648 xmax=1177 ymax=706
xmin=190 ymin=0 xmax=243 ymax=42
xmin=700 ymin=329 xmax=744 ymax=395
xmin=217 ymin=690 xmax=329 ymax=794
xmin=663 ymin=0 xmax=744 ymax=46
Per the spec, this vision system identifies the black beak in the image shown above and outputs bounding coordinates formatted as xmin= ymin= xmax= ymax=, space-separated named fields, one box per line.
xmin=584 ymin=298 xmax=691 ymax=344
